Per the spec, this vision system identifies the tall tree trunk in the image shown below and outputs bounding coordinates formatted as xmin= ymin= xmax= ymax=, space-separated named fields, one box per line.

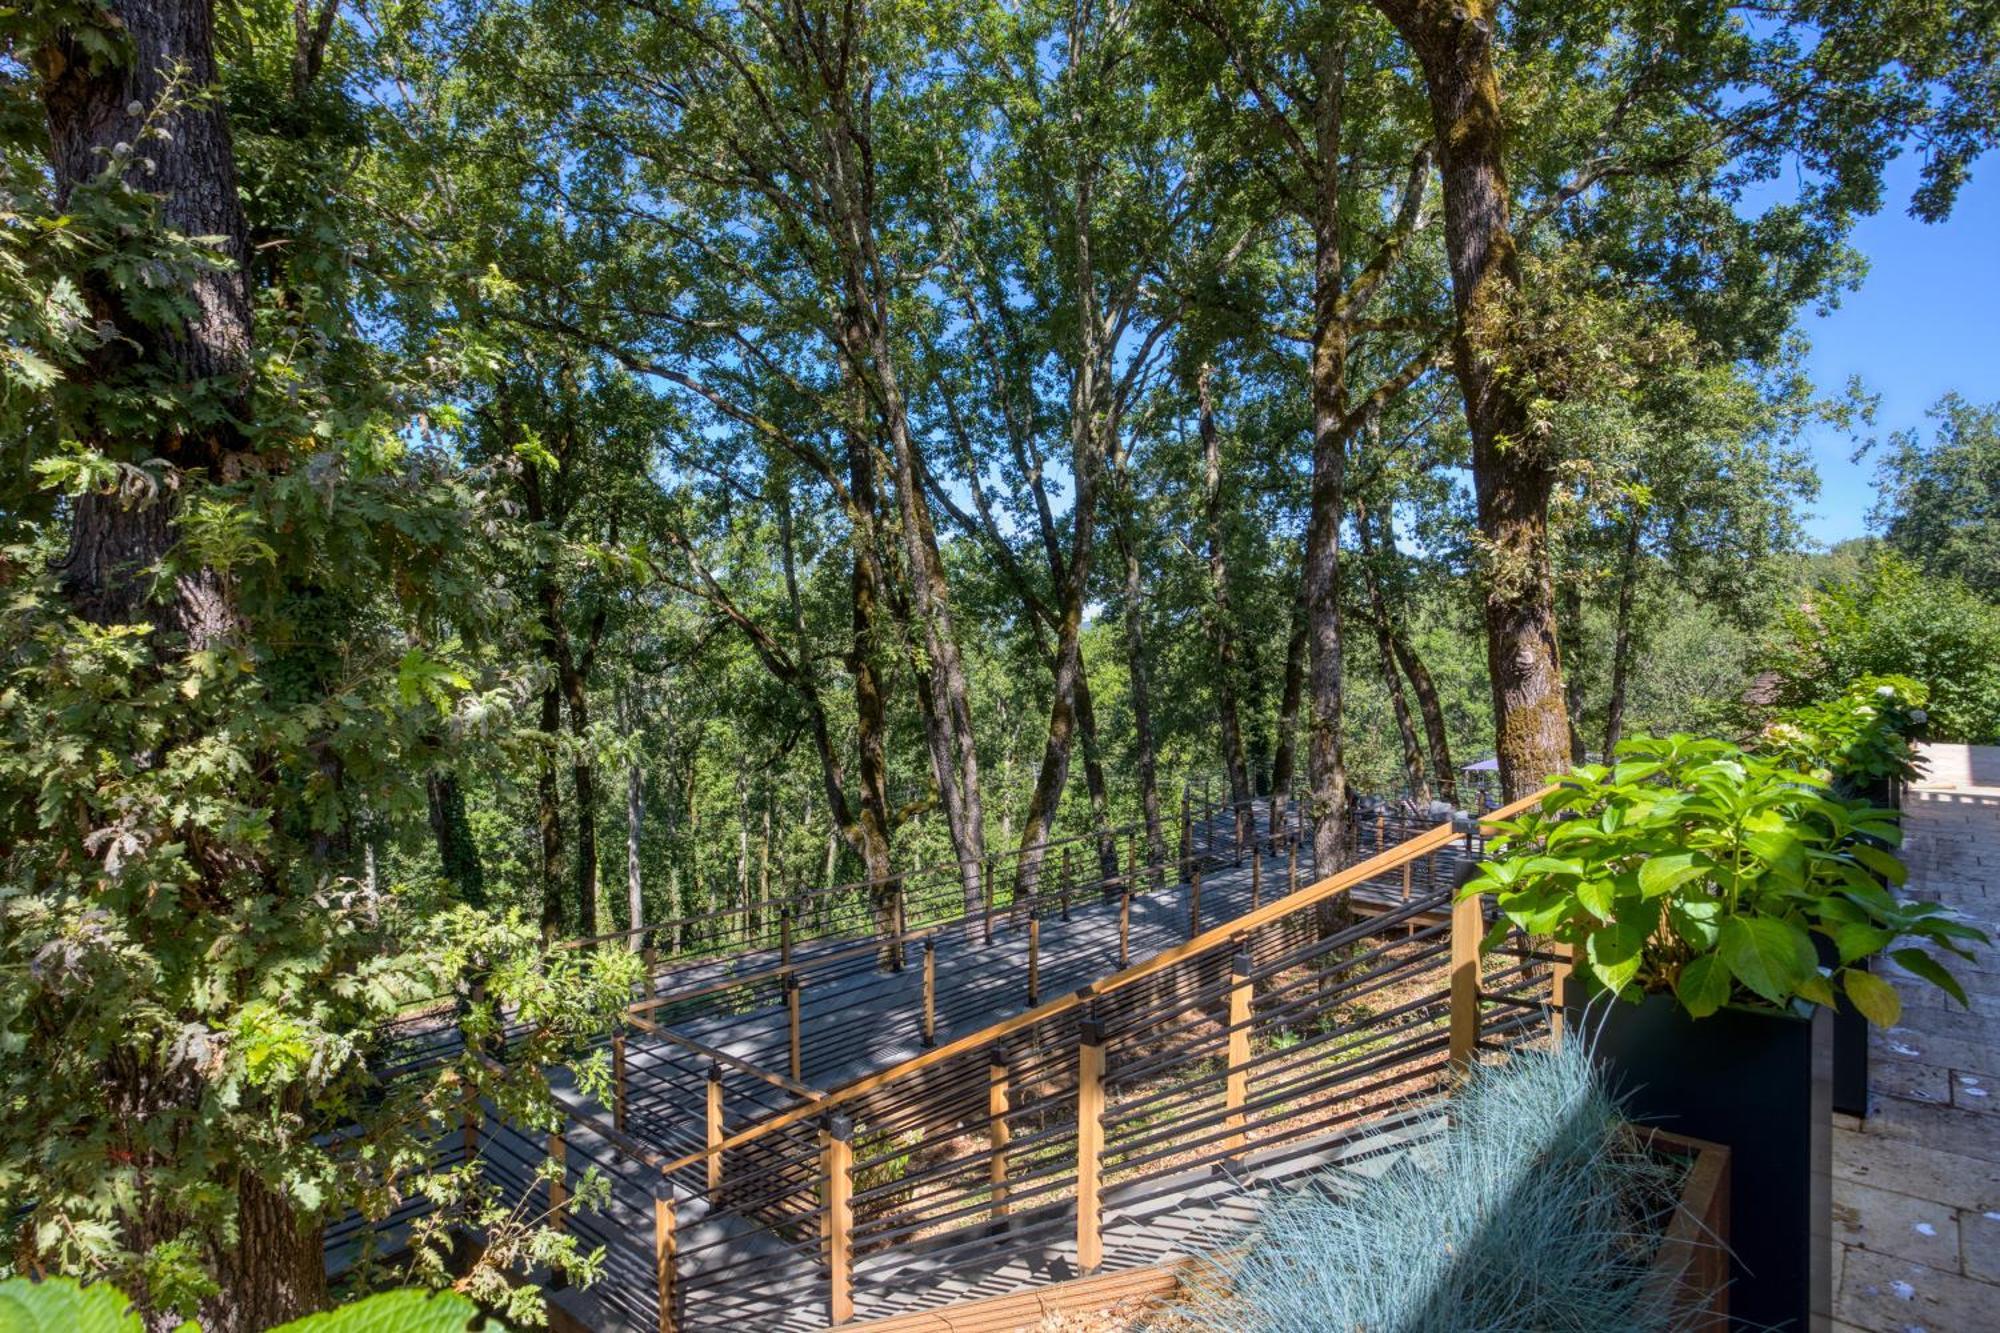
xmin=426 ymin=770 xmax=486 ymax=907
xmin=735 ymin=773 xmax=751 ymax=941
xmin=567 ymin=685 xmax=600 ymax=937
xmin=1112 ymin=463 xmax=1167 ymax=872
xmin=42 ymin=0 xmax=252 ymax=649
xmin=1603 ymin=514 xmax=1643 ymax=756
xmin=815 ymin=28 xmax=987 ymax=917
xmin=1071 ymin=667 xmax=1122 ymax=880
xmin=853 ymin=322 xmax=987 ymax=917
xmin=1199 ymin=362 xmax=1253 ymax=844
xmin=841 ymin=426 xmax=898 ymax=960
xmin=625 ymin=749 xmax=644 ymax=946
xmin=1268 ymin=585 xmax=1309 ymax=837
xmin=1372 ymin=504 xmax=1457 ymax=806
xmin=1374 ymin=0 xmax=1569 ymax=800
xmin=34 ymin=1 xmax=326 ymax=1323
xmin=537 ymin=682 xmax=565 ymax=938
xmin=1357 ymin=501 xmax=1428 ymax=802
xmin=1560 ymin=577 xmax=1588 ymax=762
xmin=1303 ymin=39 xmax=1351 ymax=884
xmin=1012 ymin=257 xmax=1104 ymax=901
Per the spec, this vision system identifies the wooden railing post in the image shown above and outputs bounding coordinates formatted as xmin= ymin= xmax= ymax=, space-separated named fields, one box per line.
xmin=1225 ymin=949 xmax=1253 ymax=1159
xmin=642 ymin=930 xmax=660 ymax=999
xmin=988 ymin=1051 xmax=1011 ymax=1219
xmin=1250 ymin=848 xmax=1262 ymax=910
xmin=652 ymin=1182 xmax=678 ymax=1333
xmin=1118 ymin=888 xmax=1131 ymax=968
xmin=612 ymin=1031 xmax=629 ymax=1133
xmin=1287 ymin=840 xmax=1297 ymax=895
xmin=1027 ymin=908 xmax=1041 ymax=1007
xmin=1188 ymin=867 xmax=1202 ymax=939
xmin=1179 ymin=787 xmax=1192 ymax=881
xmin=1550 ymin=939 xmax=1575 ymax=1045
xmin=780 ymin=905 xmax=794 ymax=969
xmin=1449 ymin=867 xmax=1484 ymax=1074
xmin=1076 ymin=1010 xmax=1106 ymax=1275
xmin=892 ymin=879 xmax=908 ymax=971
xmin=983 ymin=858 xmax=995 ymax=944
xmin=786 ymin=970 xmax=803 ymax=1084
xmin=1126 ymin=829 xmax=1138 ymax=897
xmin=548 ymin=1130 xmax=568 ymax=1233
xmin=921 ymin=938 xmax=937 ymax=1048
xmin=706 ymin=1060 xmax=725 ymax=1197
xmin=823 ymin=1114 xmax=855 ymax=1325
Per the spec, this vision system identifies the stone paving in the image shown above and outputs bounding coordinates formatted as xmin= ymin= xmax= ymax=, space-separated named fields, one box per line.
xmin=1832 ymin=743 xmax=2000 ymax=1333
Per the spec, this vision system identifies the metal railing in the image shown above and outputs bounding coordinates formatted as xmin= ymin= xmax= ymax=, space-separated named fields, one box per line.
xmin=568 ymin=787 xmax=1559 ymax=1330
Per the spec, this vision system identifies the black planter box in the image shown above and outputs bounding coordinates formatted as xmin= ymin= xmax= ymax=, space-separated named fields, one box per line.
xmin=1813 ymin=933 xmax=1871 ymax=1118
xmin=1565 ymin=986 xmax=1832 ymax=1332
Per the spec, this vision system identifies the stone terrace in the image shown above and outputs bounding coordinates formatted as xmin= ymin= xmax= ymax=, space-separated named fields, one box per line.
xmin=1833 ymin=743 xmax=2000 ymax=1333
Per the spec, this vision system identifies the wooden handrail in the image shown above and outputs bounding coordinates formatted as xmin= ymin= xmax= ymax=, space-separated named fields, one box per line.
xmin=625 ymin=1012 xmax=824 ymax=1100
xmin=644 ymin=787 xmax=1553 ymax=1177
xmin=624 ymin=847 xmax=1203 ymax=1018
xmin=561 ymin=795 xmax=1250 ymax=951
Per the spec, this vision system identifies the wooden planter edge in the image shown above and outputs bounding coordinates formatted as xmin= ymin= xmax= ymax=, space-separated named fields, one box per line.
xmin=837 ymin=1128 xmax=1730 ymax=1332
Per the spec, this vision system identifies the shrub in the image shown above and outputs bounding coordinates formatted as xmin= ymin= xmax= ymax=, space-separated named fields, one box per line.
xmin=1763 ymin=551 xmax=2000 ymax=744
xmin=0 ymin=1281 xmax=480 ymax=1333
xmin=1760 ymin=673 xmax=1929 ymax=790
xmin=1466 ymin=735 xmax=1983 ymax=1026
xmin=1170 ymin=1041 xmax=1704 ymax=1332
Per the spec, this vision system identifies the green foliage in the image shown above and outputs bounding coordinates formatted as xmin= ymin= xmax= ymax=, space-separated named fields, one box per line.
xmin=0 ymin=1278 xmax=481 ymax=1333
xmin=1869 ymin=394 xmax=2000 ymax=598
xmin=1763 ymin=550 xmax=2000 ymax=743
xmin=1761 ymin=674 xmax=1931 ymax=788
xmin=1175 ymin=1041 xmax=1702 ymax=1332
xmin=1465 ymin=734 xmax=1985 ymax=1022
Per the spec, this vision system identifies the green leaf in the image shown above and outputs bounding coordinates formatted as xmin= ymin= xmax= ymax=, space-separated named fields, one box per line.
xmin=1833 ymin=922 xmax=1894 ymax=964
xmin=1585 ymin=915 xmax=1651 ymax=995
xmin=0 ymin=1278 xmax=142 ymax=1333
xmin=1638 ymin=851 xmax=1708 ymax=899
xmin=1848 ymin=841 xmax=1909 ymax=886
xmin=273 ymin=1291 xmax=481 ymax=1333
xmin=1674 ymin=954 xmax=1732 ymax=1018
xmin=1717 ymin=915 xmax=1816 ymax=1005
xmin=1796 ymin=972 xmax=1839 ymax=1010
xmin=1842 ymin=968 xmax=1902 ymax=1027
xmin=1575 ymin=877 xmax=1616 ymax=921
xmin=1891 ymin=948 xmax=1970 ymax=1008
xmin=1666 ymin=895 xmax=1723 ymax=951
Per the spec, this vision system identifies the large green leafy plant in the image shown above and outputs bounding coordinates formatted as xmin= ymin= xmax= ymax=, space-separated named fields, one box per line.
xmin=1464 ymin=735 xmax=1984 ymax=1026
xmin=0 ymin=1277 xmax=480 ymax=1333
xmin=1760 ymin=674 xmax=1930 ymax=790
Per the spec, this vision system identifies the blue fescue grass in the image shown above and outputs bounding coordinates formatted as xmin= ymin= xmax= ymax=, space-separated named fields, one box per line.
xmin=1167 ymin=1041 xmax=1710 ymax=1332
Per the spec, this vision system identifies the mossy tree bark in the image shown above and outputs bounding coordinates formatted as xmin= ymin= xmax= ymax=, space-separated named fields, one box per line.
xmin=1374 ymin=0 xmax=1570 ymax=800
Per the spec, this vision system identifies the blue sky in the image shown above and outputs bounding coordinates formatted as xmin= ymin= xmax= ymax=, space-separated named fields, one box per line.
xmin=1795 ymin=154 xmax=2000 ymax=547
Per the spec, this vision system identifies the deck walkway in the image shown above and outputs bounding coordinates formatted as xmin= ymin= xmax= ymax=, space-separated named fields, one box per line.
xmin=533 ymin=810 xmax=1481 ymax=1331
xmin=1833 ymin=743 xmax=2000 ymax=1333
xmin=558 ymin=810 xmax=1468 ymax=1162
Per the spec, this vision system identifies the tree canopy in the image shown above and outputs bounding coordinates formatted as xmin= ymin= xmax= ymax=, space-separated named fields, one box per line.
xmin=2 ymin=0 xmax=1997 ymax=1324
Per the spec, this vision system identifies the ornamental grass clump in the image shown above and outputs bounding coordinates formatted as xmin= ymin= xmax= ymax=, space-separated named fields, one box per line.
xmin=1169 ymin=1042 xmax=1701 ymax=1332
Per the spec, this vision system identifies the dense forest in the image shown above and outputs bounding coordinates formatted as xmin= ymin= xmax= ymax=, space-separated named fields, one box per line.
xmin=2 ymin=0 xmax=1997 ymax=1325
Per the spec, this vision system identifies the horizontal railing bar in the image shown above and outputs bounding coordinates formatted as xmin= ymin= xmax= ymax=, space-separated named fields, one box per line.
xmin=642 ymin=789 xmax=1540 ymax=1176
